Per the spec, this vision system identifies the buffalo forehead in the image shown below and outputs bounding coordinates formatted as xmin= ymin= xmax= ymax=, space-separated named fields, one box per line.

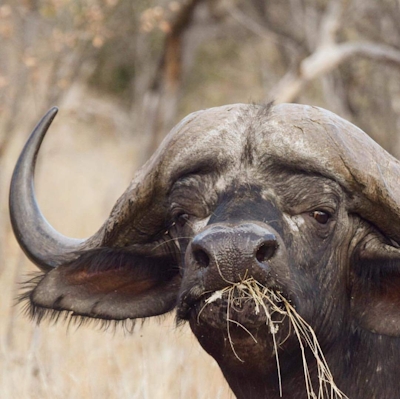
xmin=161 ymin=104 xmax=252 ymax=180
xmin=99 ymin=104 xmax=253 ymax=246
xmin=158 ymin=104 xmax=365 ymax=188
xmin=167 ymin=104 xmax=400 ymax=214
xmin=102 ymin=102 xmax=400 ymax=247
xmin=261 ymin=104 xmax=375 ymax=186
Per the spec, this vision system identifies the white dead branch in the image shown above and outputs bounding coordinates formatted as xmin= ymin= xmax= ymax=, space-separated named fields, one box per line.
xmin=228 ymin=0 xmax=400 ymax=104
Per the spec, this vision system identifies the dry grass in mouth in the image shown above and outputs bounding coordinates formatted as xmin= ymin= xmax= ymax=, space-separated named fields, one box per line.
xmin=199 ymin=278 xmax=348 ymax=399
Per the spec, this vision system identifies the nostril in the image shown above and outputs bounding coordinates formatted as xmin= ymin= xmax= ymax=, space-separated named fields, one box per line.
xmin=193 ymin=248 xmax=210 ymax=268
xmin=256 ymin=242 xmax=277 ymax=263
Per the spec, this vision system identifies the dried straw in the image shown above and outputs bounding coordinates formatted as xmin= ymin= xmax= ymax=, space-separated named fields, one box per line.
xmin=200 ymin=278 xmax=348 ymax=399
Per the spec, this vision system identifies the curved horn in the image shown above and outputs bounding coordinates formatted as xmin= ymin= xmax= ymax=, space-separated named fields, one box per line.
xmin=8 ymin=106 xmax=207 ymax=271
xmin=9 ymin=107 xmax=85 ymax=271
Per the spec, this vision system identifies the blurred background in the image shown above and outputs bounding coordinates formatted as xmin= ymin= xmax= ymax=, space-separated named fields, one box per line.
xmin=2 ymin=0 xmax=400 ymax=398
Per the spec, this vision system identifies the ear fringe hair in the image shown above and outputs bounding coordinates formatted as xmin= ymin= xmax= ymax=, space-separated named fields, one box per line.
xmin=18 ymin=273 xmax=177 ymax=334
xmin=18 ymin=273 xmax=140 ymax=334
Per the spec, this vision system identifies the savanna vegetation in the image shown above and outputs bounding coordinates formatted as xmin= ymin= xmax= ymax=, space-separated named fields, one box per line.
xmin=2 ymin=1 xmax=400 ymax=397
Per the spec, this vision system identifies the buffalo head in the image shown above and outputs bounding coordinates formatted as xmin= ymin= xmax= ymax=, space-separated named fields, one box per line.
xmin=10 ymin=103 xmax=400 ymax=398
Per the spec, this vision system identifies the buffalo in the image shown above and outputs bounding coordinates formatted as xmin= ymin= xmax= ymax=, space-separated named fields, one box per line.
xmin=9 ymin=103 xmax=400 ymax=398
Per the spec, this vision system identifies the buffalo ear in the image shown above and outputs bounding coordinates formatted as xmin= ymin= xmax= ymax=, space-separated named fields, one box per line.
xmin=22 ymin=248 xmax=181 ymax=323
xmin=351 ymin=239 xmax=400 ymax=336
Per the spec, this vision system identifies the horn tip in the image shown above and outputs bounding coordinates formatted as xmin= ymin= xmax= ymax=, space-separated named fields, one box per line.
xmin=48 ymin=106 xmax=59 ymax=118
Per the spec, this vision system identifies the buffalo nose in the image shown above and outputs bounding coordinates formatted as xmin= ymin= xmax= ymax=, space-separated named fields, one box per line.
xmin=190 ymin=223 xmax=278 ymax=279
xmin=254 ymin=236 xmax=278 ymax=263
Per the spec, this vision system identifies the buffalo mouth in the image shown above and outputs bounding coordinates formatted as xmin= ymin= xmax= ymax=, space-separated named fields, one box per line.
xmin=177 ymin=278 xmax=289 ymax=331
xmin=179 ymin=279 xmax=348 ymax=399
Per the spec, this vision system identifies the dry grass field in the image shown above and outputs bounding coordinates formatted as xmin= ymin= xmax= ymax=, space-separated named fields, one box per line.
xmin=0 ymin=108 xmax=232 ymax=399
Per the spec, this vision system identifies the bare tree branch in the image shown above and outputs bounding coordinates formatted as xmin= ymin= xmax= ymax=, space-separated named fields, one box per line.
xmin=140 ymin=0 xmax=205 ymax=162
xmin=266 ymin=0 xmax=400 ymax=104
xmin=270 ymin=40 xmax=400 ymax=103
xmin=318 ymin=0 xmax=344 ymax=47
xmin=227 ymin=5 xmax=300 ymax=56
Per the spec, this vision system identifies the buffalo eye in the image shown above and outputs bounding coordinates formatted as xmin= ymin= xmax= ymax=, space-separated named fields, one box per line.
xmin=310 ymin=210 xmax=330 ymax=224
xmin=175 ymin=212 xmax=190 ymax=227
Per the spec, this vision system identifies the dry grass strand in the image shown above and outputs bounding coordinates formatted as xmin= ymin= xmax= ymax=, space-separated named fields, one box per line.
xmin=203 ymin=278 xmax=348 ymax=399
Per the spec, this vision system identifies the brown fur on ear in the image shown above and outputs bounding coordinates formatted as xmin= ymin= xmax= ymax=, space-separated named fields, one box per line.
xmin=352 ymin=238 xmax=400 ymax=336
xmin=20 ymin=248 xmax=181 ymax=326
